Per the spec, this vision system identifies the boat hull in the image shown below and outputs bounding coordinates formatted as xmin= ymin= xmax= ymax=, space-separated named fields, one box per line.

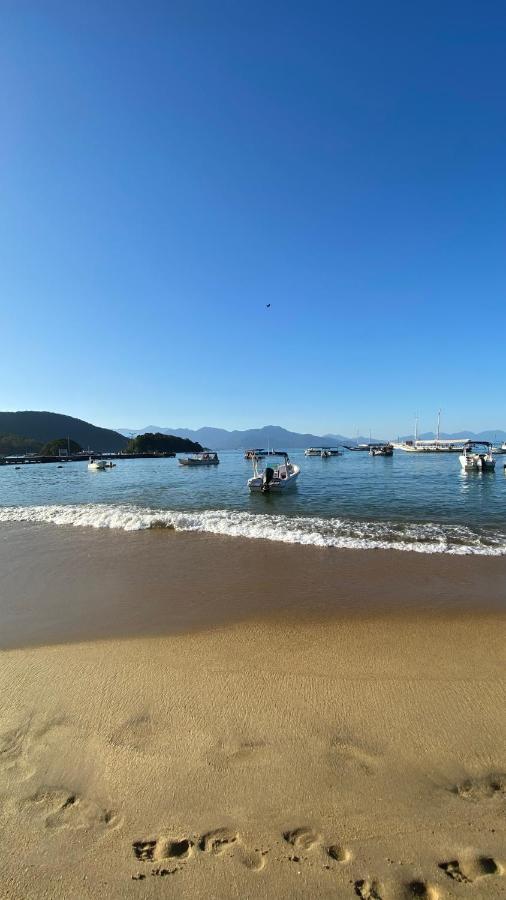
xmin=179 ymin=459 xmax=219 ymax=466
xmin=248 ymin=466 xmax=300 ymax=492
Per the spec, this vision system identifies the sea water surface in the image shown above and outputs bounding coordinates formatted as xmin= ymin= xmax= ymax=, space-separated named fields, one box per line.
xmin=1 ymin=449 xmax=506 ymax=554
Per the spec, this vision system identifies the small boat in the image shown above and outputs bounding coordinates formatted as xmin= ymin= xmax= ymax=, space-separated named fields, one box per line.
xmin=248 ymin=453 xmax=300 ymax=492
xmin=179 ymin=451 xmax=220 ymax=466
xmin=459 ymin=442 xmax=495 ymax=472
xmin=244 ymin=448 xmax=266 ymax=459
xmin=88 ymin=458 xmax=107 ymax=470
xmin=344 ymin=443 xmax=371 ymax=452
xmin=305 ymin=447 xmax=342 ymax=457
xmin=370 ymin=444 xmax=394 ymax=457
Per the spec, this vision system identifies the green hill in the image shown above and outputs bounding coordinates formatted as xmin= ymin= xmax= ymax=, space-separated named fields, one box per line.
xmin=0 ymin=433 xmax=43 ymax=456
xmin=0 ymin=411 xmax=127 ymax=453
xmin=125 ymin=432 xmax=202 ymax=454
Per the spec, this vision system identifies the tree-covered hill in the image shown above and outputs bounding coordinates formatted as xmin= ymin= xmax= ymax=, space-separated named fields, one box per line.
xmin=0 ymin=433 xmax=43 ymax=456
xmin=125 ymin=433 xmax=203 ymax=454
xmin=40 ymin=438 xmax=83 ymax=456
xmin=0 ymin=411 xmax=127 ymax=452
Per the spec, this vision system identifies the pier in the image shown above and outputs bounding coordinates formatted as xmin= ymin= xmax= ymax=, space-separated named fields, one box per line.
xmin=0 ymin=452 xmax=176 ymax=466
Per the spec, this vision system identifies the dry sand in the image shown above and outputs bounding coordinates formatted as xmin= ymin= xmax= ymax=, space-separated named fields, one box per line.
xmin=0 ymin=524 xmax=505 ymax=899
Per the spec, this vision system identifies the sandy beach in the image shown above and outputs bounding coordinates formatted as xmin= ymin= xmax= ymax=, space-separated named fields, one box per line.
xmin=1 ymin=524 xmax=505 ymax=899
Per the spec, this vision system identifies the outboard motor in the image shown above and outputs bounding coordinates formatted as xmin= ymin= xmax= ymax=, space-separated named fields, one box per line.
xmin=262 ymin=467 xmax=274 ymax=493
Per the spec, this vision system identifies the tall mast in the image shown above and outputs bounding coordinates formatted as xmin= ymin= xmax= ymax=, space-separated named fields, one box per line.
xmin=437 ymin=408 xmax=441 ymax=442
xmin=414 ymin=413 xmax=419 ymax=443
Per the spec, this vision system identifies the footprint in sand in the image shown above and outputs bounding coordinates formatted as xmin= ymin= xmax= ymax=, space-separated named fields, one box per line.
xmin=206 ymin=738 xmax=267 ymax=771
xmin=109 ymin=714 xmax=155 ymax=753
xmin=329 ymin=737 xmax=379 ymax=775
xmin=133 ymin=836 xmax=193 ymax=862
xmin=0 ymin=717 xmax=35 ymax=780
xmin=240 ymin=849 xmax=267 ymax=872
xmin=284 ymin=827 xmax=321 ymax=853
xmin=23 ymin=788 xmax=116 ymax=830
xmin=404 ymin=881 xmax=440 ymax=899
xmin=439 ymin=855 xmax=502 ymax=883
xmin=0 ymin=715 xmax=73 ymax=782
xmin=452 ymin=773 xmax=506 ymax=802
xmin=327 ymin=843 xmax=352 ymax=863
xmin=354 ymin=879 xmax=385 ymax=899
xmin=199 ymin=828 xmax=240 ymax=854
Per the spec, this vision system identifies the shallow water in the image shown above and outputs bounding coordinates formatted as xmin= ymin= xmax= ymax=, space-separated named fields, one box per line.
xmin=1 ymin=449 xmax=506 ymax=554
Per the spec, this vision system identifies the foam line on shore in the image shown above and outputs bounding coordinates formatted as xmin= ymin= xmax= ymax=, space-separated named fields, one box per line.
xmin=1 ymin=503 xmax=506 ymax=555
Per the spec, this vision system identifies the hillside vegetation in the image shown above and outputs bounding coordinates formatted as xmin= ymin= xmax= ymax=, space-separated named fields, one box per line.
xmin=0 ymin=433 xmax=43 ymax=456
xmin=0 ymin=411 xmax=127 ymax=452
xmin=125 ymin=433 xmax=202 ymax=454
xmin=40 ymin=438 xmax=83 ymax=456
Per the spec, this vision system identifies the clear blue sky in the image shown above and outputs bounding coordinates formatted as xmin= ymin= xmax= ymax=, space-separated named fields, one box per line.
xmin=1 ymin=0 xmax=505 ymax=436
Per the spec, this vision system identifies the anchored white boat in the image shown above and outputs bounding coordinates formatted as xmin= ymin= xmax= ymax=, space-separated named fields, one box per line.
xmin=179 ymin=452 xmax=220 ymax=466
xmin=459 ymin=442 xmax=495 ymax=472
xmin=305 ymin=447 xmax=341 ymax=457
xmin=88 ymin=458 xmax=107 ymax=470
xmin=370 ymin=444 xmax=393 ymax=457
xmin=248 ymin=453 xmax=300 ymax=492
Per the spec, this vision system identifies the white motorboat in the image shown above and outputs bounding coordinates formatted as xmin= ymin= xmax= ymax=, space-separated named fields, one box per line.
xmin=370 ymin=443 xmax=394 ymax=457
xmin=88 ymin=458 xmax=107 ymax=470
xmin=459 ymin=442 xmax=495 ymax=472
xmin=179 ymin=451 xmax=220 ymax=466
xmin=248 ymin=453 xmax=300 ymax=492
xmin=305 ymin=447 xmax=341 ymax=457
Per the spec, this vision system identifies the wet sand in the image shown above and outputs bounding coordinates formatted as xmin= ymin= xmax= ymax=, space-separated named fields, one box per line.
xmin=1 ymin=523 xmax=506 ymax=649
xmin=0 ymin=524 xmax=505 ymax=898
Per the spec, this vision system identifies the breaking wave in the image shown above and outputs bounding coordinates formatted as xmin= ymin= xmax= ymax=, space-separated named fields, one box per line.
xmin=1 ymin=503 xmax=506 ymax=555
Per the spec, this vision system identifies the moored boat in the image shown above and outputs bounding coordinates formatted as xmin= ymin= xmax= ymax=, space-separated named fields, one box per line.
xmin=179 ymin=452 xmax=220 ymax=466
xmin=370 ymin=443 xmax=393 ymax=457
xmin=88 ymin=458 xmax=107 ymax=470
xmin=248 ymin=453 xmax=300 ymax=492
xmin=459 ymin=442 xmax=495 ymax=472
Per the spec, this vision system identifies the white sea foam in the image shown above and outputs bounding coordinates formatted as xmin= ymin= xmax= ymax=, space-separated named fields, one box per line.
xmin=0 ymin=503 xmax=505 ymax=555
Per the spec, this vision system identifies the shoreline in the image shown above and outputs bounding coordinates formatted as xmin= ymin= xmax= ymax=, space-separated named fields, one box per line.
xmin=1 ymin=522 xmax=506 ymax=651
xmin=2 ymin=501 xmax=506 ymax=556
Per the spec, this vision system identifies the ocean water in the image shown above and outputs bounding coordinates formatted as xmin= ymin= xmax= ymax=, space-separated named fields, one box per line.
xmin=1 ymin=449 xmax=506 ymax=554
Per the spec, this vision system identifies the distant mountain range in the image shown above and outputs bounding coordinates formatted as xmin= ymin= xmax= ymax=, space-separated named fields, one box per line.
xmin=118 ymin=424 xmax=506 ymax=449
xmin=0 ymin=411 xmax=128 ymax=452
xmin=3 ymin=413 xmax=504 ymax=456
